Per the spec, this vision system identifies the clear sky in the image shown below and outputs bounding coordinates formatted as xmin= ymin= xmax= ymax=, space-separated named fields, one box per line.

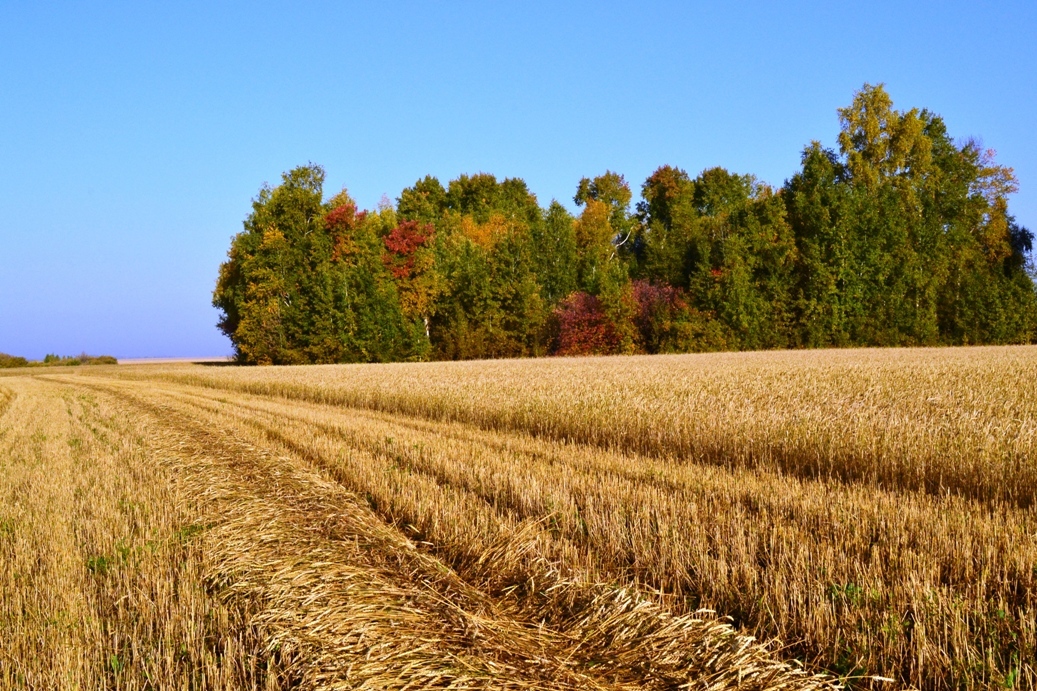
xmin=2 ymin=1 xmax=1035 ymax=359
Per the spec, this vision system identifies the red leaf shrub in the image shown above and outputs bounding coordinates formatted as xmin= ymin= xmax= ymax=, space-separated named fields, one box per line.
xmin=631 ymin=280 xmax=683 ymax=333
xmin=553 ymin=292 xmax=623 ymax=356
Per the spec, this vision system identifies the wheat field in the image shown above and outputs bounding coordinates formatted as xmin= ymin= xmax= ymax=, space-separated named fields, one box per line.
xmin=2 ymin=347 xmax=1035 ymax=689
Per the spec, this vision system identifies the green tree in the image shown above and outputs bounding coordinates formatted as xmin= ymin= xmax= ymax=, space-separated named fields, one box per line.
xmin=784 ymin=83 xmax=1037 ymax=346
xmin=326 ymin=192 xmax=426 ymax=362
xmin=399 ymin=173 xmax=550 ymax=359
xmin=636 ymin=165 xmax=703 ymax=288
xmin=783 ymin=144 xmax=857 ymax=346
xmin=572 ymin=173 xmax=640 ymax=352
xmin=397 ymin=175 xmax=447 ymax=225
xmin=214 ymin=165 xmax=330 ymax=364
xmin=214 ymin=165 xmax=418 ymax=364
xmin=531 ymin=201 xmax=579 ymax=305
xmin=637 ymin=165 xmax=795 ymax=349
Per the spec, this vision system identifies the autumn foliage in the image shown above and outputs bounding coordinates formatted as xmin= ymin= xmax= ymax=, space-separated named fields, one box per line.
xmin=382 ymin=220 xmax=433 ymax=280
xmin=214 ymin=85 xmax=1037 ymax=364
xmin=553 ymin=292 xmax=620 ymax=356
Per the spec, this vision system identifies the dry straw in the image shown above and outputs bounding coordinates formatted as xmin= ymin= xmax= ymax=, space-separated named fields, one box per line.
xmin=5 ymin=345 xmax=1035 ymax=689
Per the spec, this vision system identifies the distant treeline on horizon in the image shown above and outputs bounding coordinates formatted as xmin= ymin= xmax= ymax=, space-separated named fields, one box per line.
xmin=214 ymin=84 xmax=1037 ymax=365
xmin=0 ymin=353 xmax=118 ymax=368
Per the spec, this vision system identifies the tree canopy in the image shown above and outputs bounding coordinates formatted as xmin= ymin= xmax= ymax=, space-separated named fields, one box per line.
xmin=214 ymin=85 xmax=1036 ymax=364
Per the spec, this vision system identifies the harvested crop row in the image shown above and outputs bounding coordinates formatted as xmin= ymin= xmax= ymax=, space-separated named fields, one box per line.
xmin=75 ymin=374 xmax=1037 ymax=690
xmin=111 ymin=347 xmax=1037 ymax=506
xmin=19 ymin=342 xmax=1037 ymax=690
xmin=78 ymin=375 xmax=838 ymax=691
xmin=0 ymin=377 xmax=275 ymax=689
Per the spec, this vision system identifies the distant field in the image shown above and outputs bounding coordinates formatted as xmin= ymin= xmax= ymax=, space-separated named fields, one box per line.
xmin=116 ymin=356 xmax=233 ymax=365
xmin=2 ymin=347 xmax=1034 ymax=689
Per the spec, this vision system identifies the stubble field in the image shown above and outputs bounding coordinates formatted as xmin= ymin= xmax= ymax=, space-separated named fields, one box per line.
xmin=1 ymin=346 xmax=1034 ymax=690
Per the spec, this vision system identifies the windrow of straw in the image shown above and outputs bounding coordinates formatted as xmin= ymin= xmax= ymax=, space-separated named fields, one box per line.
xmin=79 ymin=375 xmax=841 ymax=691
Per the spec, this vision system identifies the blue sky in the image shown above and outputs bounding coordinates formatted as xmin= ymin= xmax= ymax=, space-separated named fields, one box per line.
xmin=2 ymin=1 xmax=1035 ymax=359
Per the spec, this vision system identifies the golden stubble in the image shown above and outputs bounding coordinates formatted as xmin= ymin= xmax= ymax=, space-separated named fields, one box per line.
xmin=110 ymin=374 xmax=1035 ymax=690
xmin=4 ymin=345 xmax=1036 ymax=690
xmin=0 ymin=377 xmax=280 ymax=689
xmin=111 ymin=347 xmax=1037 ymax=506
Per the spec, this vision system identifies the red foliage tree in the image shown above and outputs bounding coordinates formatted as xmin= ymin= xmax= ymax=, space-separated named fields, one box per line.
xmin=553 ymin=292 xmax=623 ymax=356
xmin=631 ymin=280 xmax=683 ymax=333
xmin=382 ymin=220 xmax=440 ymax=324
xmin=325 ymin=202 xmax=356 ymax=230
xmin=383 ymin=220 xmax=433 ymax=280
xmin=325 ymin=202 xmax=369 ymax=261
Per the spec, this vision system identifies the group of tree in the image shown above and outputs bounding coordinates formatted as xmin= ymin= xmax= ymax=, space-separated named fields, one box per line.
xmin=0 ymin=353 xmax=118 ymax=368
xmin=214 ymin=84 xmax=1037 ymax=365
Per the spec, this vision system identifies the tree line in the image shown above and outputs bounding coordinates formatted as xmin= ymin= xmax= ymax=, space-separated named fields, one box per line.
xmin=0 ymin=353 xmax=118 ymax=368
xmin=214 ymin=85 xmax=1037 ymax=365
